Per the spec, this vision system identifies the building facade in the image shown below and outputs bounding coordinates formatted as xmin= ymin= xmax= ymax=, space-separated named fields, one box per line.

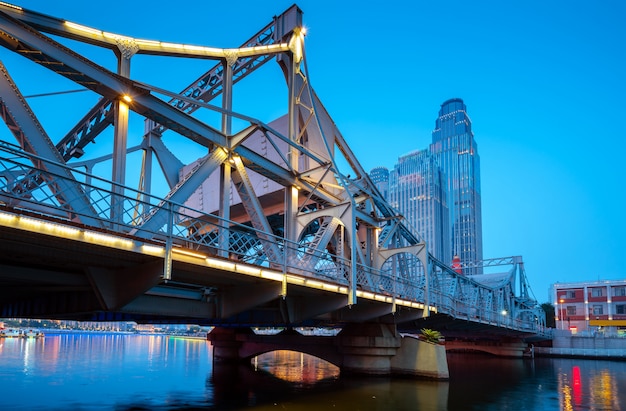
xmin=430 ymin=98 xmax=483 ymax=272
xmin=387 ymin=150 xmax=450 ymax=263
xmin=369 ymin=166 xmax=389 ymax=199
xmin=552 ymin=279 xmax=626 ymax=334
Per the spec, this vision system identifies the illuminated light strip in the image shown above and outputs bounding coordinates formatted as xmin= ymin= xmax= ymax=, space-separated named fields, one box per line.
xmin=134 ymin=39 xmax=160 ymax=46
xmin=160 ymin=42 xmax=184 ymax=49
xmin=141 ymin=244 xmax=164 ymax=256
xmin=306 ymin=279 xmax=323 ymax=288
xmin=205 ymin=258 xmax=235 ymax=271
xmin=102 ymin=31 xmax=132 ymax=41
xmin=171 ymin=248 xmax=207 ymax=259
xmin=21 ymin=215 xmax=81 ymax=237
xmin=84 ymin=231 xmax=134 ymax=249
xmin=0 ymin=210 xmax=17 ymax=223
xmin=235 ymin=263 xmax=261 ymax=276
xmin=0 ymin=2 xmax=22 ymax=10
xmin=64 ymin=21 xmax=102 ymax=36
xmin=286 ymin=275 xmax=305 ymax=284
xmin=260 ymin=270 xmax=284 ymax=282
xmin=183 ymin=44 xmax=223 ymax=53
xmin=62 ymin=21 xmax=292 ymax=59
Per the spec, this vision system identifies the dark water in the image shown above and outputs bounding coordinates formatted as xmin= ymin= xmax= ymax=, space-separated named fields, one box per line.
xmin=0 ymin=333 xmax=624 ymax=410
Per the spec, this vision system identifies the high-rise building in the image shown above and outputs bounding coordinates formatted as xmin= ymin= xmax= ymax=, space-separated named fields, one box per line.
xmin=369 ymin=166 xmax=389 ymax=199
xmin=369 ymin=98 xmax=483 ymax=273
xmin=430 ymin=98 xmax=483 ymax=272
xmin=388 ymin=150 xmax=450 ymax=263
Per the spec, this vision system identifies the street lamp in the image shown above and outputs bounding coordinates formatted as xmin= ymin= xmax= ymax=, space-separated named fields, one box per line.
xmin=559 ymin=296 xmax=565 ymax=330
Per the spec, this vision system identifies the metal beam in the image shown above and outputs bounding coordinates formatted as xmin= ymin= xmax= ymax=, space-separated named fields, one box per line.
xmin=132 ymin=148 xmax=228 ymax=236
xmin=0 ymin=12 xmax=228 ymax=148
xmin=0 ymin=61 xmax=102 ymax=226
xmin=231 ymin=155 xmax=282 ymax=265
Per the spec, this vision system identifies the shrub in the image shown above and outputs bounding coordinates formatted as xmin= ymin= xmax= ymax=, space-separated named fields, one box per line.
xmin=420 ymin=328 xmax=443 ymax=344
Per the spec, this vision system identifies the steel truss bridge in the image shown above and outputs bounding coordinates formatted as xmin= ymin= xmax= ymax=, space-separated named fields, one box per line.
xmin=0 ymin=3 xmax=545 ymax=339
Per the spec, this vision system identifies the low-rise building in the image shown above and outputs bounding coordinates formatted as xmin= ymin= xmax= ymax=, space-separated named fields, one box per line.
xmin=552 ymin=280 xmax=626 ymax=335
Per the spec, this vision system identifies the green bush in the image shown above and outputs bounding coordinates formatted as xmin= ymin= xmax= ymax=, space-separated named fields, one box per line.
xmin=420 ymin=328 xmax=443 ymax=344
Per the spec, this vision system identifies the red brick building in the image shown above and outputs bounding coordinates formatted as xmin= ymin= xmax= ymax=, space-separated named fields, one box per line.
xmin=552 ymin=280 xmax=626 ymax=334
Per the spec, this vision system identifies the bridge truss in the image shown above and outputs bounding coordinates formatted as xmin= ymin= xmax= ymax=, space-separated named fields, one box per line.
xmin=0 ymin=2 xmax=545 ymax=335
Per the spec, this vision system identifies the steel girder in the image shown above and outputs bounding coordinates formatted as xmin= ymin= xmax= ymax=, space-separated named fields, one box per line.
xmin=131 ymin=147 xmax=228 ymax=237
xmin=230 ymin=155 xmax=282 ymax=265
xmin=0 ymin=61 xmax=102 ymax=227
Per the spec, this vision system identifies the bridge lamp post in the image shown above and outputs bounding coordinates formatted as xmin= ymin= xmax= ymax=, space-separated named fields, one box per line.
xmin=559 ymin=297 xmax=565 ymax=330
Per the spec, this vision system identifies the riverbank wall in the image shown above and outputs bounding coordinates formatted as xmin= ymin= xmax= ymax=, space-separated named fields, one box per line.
xmin=535 ymin=333 xmax=626 ymax=360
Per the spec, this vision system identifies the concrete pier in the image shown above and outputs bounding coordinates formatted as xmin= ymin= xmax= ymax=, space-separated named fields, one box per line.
xmin=208 ymin=324 xmax=450 ymax=379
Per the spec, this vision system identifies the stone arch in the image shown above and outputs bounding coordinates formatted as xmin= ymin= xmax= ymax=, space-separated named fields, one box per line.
xmin=237 ymin=339 xmax=344 ymax=368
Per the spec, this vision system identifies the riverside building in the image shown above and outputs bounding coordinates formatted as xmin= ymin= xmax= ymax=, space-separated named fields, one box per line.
xmin=552 ymin=279 xmax=626 ymax=334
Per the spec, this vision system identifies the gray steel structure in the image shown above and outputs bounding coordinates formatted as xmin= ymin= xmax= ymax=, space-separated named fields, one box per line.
xmin=0 ymin=3 xmax=544 ymax=336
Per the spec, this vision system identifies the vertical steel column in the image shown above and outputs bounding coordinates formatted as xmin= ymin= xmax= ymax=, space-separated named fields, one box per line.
xmin=422 ymin=253 xmax=431 ymax=318
xmin=284 ymin=49 xmax=299 ymax=258
xmin=112 ymin=51 xmax=131 ymax=224
xmin=142 ymin=121 xmax=155 ymax=206
xmin=163 ymin=202 xmax=173 ymax=281
xmin=218 ymin=58 xmax=234 ymax=258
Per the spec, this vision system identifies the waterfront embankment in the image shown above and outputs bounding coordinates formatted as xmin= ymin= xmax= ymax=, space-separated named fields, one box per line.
xmin=536 ymin=332 xmax=626 ymax=360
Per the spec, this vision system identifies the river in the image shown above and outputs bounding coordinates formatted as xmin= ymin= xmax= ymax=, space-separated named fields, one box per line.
xmin=0 ymin=333 xmax=624 ymax=410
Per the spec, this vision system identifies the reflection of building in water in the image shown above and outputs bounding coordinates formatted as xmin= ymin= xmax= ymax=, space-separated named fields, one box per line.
xmin=552 ymin=279 xmax=626 ymax=334
xmin=253 ymin=350 xmax=339 ymax=383
xmin=590 ymin=370 xmax=619 ymax=410
xmin=558 ymin=364 xmax=621 ymax=411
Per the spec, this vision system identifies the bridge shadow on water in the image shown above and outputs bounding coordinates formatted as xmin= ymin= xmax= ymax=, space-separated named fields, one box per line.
xmin=206 ymin=361 xmax=449 ymax=411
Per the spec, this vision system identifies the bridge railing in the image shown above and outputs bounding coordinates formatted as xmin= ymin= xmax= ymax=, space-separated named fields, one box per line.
xmin=0 ymin=142 xmax=545 ymax=334
xmin=0 ymin=142 xmax=392 ymax=294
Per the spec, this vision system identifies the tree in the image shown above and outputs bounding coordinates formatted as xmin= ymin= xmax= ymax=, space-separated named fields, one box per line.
xmin=541 ymin=302 xmax=556 ymax=328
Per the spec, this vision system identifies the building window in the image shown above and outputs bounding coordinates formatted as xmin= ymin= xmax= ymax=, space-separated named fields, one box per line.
xmin=613 ymin=287 xmax=626 ymax=297
xmin=592 ymin=305 xmax=604 ymax=315
xmin=616 ymin=305 xmax=626 ymax=315
xmin=566 ymin=306 xmax=576 ymax=315
xmin=591 ymin=288 xmax=604 ymax=297
xmin=565 ymin=290 xmax=576 ymax=299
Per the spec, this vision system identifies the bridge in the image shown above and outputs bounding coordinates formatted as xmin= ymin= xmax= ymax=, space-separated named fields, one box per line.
xmin=0 ymin=3 xmax=546 ymax=377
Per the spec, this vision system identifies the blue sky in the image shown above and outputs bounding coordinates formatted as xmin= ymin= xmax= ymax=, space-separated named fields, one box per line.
xmin=5 ymin=1 xmax=626 ymax=303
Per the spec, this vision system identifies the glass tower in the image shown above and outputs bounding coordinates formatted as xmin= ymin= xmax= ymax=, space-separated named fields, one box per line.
xmin=430 ymin=98 xmax=483 ymax=273
xmin=387 ymin=150 xmax=450 ymax=263
xmin=369 ymin=166 xmax=390 ymax=199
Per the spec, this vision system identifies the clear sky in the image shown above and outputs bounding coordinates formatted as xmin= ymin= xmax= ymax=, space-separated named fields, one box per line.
xmin=4 ymin=0 xmax=626 ymax=303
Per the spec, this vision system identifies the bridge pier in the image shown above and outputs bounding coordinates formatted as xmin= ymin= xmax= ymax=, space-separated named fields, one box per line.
xmin=208 ymin=324 xmax=449 ymax=379
xmin=336 ymin=323 xmax=400 ymax=375
xmin=208 ymin=327 xmax=256 ymax=364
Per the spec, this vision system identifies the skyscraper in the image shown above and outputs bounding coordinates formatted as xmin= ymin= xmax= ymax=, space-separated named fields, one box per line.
xmin=369 ymin=166 xmax=390 ymax=199
xmin=430 ymin=98 xmax=483 ymax=272
xmin=388 ymin=150 xmax=450 ymax=263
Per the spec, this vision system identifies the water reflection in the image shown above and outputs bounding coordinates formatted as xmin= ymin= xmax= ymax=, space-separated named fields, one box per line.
xmin=254 ymin=350 xmax=340 ymax=384
xmin=555 ymin=359 xmax=623 ymax=411
xmin=2 ymin=334 xmax=626 ymax=410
